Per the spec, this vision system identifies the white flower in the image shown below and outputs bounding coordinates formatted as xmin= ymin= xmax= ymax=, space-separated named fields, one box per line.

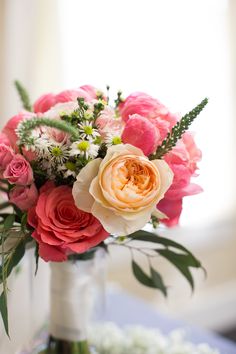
xmin=104 ymin=132 xmax=122 ymax=146
xmin=70 ymin=140 xmax=99 ymax=160
xmin=78 ymin=121 xmax=100 ymax=140
xmin=49 ymin=144 xmax=70 ymax=164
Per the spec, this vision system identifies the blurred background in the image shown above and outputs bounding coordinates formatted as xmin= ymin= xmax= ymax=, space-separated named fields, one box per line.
xmin=0 ymin=0 xmax=236 ymax=352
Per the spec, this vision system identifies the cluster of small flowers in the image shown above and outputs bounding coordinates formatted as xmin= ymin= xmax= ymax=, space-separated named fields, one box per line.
xmin=89 ymin=323 xmax=220 ymax=354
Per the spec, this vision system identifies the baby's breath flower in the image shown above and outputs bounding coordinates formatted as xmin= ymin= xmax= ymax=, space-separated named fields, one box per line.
xmin=70 ymin=140 xmax=99 ymax=160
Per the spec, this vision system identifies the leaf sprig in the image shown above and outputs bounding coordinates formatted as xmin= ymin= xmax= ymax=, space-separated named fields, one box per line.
xmin=14 ymin=80 xmax=32 ymax=112
xmin=150 ymin=98 xmax=208 ymax=160
xmin=110 ymin=230 xmax=204 ymax=297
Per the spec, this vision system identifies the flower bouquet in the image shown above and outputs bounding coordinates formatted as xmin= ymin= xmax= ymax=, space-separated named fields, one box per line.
xmin=0 ymin=81 xmax=207 ymax=353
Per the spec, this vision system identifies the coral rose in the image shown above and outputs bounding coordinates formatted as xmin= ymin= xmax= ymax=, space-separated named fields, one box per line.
xmin=72 ymin=144 xmax=173 ymax=235
xmin=3 ymin=154 xmax=34 ymax=185
xmin=121 ymin=114 xmax=159 ymax=156
xmin=28 ymin=184 xmax=109 ymax=262
xmin=9 ymin=183 xmax=38 ymax=211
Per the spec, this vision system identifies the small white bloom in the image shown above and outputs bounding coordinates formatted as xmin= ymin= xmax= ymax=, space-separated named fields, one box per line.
xmin=70 ymin=140 xmax=99 ymax=159
xmin=78 ymin=121 xmax=100 ymax=140
xmin=104 ymin=132 xmax=122 ymax=146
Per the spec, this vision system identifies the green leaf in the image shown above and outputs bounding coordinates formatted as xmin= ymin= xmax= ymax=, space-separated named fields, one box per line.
xmin=150 ymin=98 xmax=208 ymax=159
xmin=0 ymin=291 xmax=9 ymax=337
xmin=157 ymin=249 xmax=195 ymax=290
xmin=14 ymin=80 xmax=32 ymax=112
xmin=21 ymin=213 xmax=28 ymax=231
xmin=129 ymin=230 xmax=201 ymax=267
xmin=150 ymin=266 xmax=167 ymax=296
xmin=4 ymin=215 xmax=15 ymax=231
xmin=0 ymin=202 xmax=11 ymax=211
xmin=0 ymin=240 xmax=25 ymax=284
xmin=132 ymin=260 xmax=167 ymax=296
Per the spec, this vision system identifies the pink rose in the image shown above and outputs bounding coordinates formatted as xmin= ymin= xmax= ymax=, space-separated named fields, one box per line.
xmin=3 ymin=154 xmax=34 ymax=185
xmin=157 ymin=132 xmax=202 ymax=226
xmin=0 ymin=144 xmax=14 ymax=172
xmin=2 ymin=112 xmax=35 ymax=150
xmin=119 ymin=92 xmax=178 ymax=141
xmin=28 ymin=184 xmax=109 ymax=262
xmin=121 ymin=114 xmax=159 ymax=156
xmin=9 ymin=183 xmax=38 ymax=211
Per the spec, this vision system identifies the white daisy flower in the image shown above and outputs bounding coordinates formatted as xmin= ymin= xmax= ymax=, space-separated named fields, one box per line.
xmin=78 ymin=121 xmax=100 ymax=140
xmin=49 ymin=143 xmax=70 ymax=165
xmin=70 ymin=140 xmax=99 ymax=160
xmin=104 ymin=132 xmax=122 ymax=146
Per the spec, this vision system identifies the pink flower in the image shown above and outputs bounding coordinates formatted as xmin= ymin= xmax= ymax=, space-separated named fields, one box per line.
xmin=79 ymin=85 xmax=99 ymax=99
xmin=0 ymin=133 xmax=10 ymax=146
xmin=3 ymin=154 xmax=34 ymax=185
xmin=0 ymin=144 xmax=14 ymax=172
xmin=33 ymin=87 xmax=98 ymax=114
xmin=28 ymin=184 xmax=109 ymax=262
xmin=9 ymin=183 xmax=38 ymax=211
xmin=2 ymin=112 xmax=35 ymax=150
xmin=157 ymin=132 xmax=202 ymax=226
xmin=55 ymin=88 xmax=91 ymax=104
xmin=119 ymin=92 xmax=178 ymax=142
xmin=121 ymin=114 xmax=159 ymax=156
xmin=33 ymin=93 xmax=56 ymax=113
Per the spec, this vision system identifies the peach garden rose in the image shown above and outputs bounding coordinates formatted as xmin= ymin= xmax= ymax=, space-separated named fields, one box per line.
xmin=72 ymin=144 xmax=173 ymax=235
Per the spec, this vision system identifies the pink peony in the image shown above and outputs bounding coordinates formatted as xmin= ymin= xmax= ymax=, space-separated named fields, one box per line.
xmin=157 ymin=132 xmax=202 ymax=226
xmin=55 ymin=88 xmax=91 ymax=104
xmin=33 ymin=93 xmax=56 ymax=113
xmin=9 ymin=183 xmax=38 ymax=211
xmin=79 ymin=85 xmax=100 ymax=99
xmin=119 ymin=92 xmax=178 ymax=142
xmin=28 ymin=184 xmax=109 ymax=262
xmin=2 ymin=112 xmax=36 ymax=150
xmin=0 ymin=144 xmax=14 ymax=172
xmin=121 ymin=114 xmax=160 ymax=156
xmin=3 ymin=154 xmax=34 ymax=185
xmin=0 ymin=133 xmax=10 ymax=146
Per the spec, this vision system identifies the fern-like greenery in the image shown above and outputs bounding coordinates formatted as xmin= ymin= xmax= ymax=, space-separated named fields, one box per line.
xmin=150 ymin=98 xmax=208 ymax=160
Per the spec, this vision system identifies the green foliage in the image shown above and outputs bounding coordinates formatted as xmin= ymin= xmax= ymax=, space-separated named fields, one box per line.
xmin=34 ymin=242 xmax=39 ymax=276
xmin=151 ymin=98 xmax=208 ymax=159
xmin=14 ymin=80 xmax=32 ymax=112
xmin=132 ymin=260 xmax=167 ymax=296
xmin=0 ymin=238 xmax=26 ymax=284
xmin=0 ymin=292 xmax=9 ymax=338
xmin=122 ymin=230 xmax=203 ymax=294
